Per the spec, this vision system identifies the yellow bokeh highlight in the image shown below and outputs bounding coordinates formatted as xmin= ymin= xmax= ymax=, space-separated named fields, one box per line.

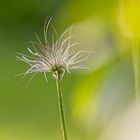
xmin=118 ymin=0 xmax=140 ymax=38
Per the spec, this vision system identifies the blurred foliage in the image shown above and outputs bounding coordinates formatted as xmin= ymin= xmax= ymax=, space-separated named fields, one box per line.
xmin=0 ymin=0 xmax=139 ymax=140
xmin=118 ymin=0 xmax=140 ymax=38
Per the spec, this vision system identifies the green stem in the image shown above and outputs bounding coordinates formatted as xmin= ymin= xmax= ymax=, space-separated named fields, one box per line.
xmin=131 ymin=40 xmax=140 ymax=101
xmin=55 ymin=73 xmax=68 ymax=140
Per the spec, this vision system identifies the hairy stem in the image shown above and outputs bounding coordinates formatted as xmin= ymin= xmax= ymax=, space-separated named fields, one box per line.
xmin=55 ymin=73 xmax=68 ymax=140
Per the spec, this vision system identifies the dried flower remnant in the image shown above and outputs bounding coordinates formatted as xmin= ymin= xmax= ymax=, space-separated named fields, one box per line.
xmin=17 ymin=18 xmax=89 ymax=140
xmin=17 ymin=19 xmax=89 ymax=81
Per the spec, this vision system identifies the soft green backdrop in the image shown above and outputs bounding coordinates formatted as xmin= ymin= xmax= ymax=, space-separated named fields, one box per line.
xmin=0 ymin=0 xmax=137 ymax=140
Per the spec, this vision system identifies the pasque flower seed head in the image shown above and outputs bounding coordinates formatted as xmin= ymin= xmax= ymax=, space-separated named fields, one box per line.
xmin=17 ymin=18 xmax=89 ymax=80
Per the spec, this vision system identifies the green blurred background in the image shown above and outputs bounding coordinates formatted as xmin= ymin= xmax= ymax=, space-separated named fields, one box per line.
xmin=0 ymin=0 xmax=139 ymax=140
